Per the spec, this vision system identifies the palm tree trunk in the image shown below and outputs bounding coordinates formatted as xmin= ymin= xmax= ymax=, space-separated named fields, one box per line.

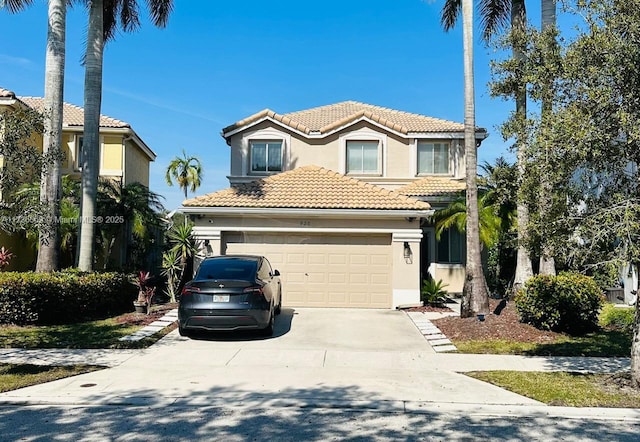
xmin=460 ymin=0 xmax=489 ymax=319
xmin=512 ymin=0 xmax=534 ymax=292
xmin=77 ymin=0 xmax=103 ymax=271
xmin=538 ymin=0 xmax=557 ymax=276
xmin=36 ymin=0 xmax=66 ymax=272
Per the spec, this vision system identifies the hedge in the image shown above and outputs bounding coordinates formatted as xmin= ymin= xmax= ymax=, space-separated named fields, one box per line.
xmin=515 ymin=272 xmax=605 ymax=335
xmin=0 ymin=271 xmax=137 ymax=325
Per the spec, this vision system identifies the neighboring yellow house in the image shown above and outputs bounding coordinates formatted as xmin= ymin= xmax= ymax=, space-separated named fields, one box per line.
xmin=182 ymin=101 xmax=487 ymax=309
xmin=0 ymin=86 xmax=156 ymax=270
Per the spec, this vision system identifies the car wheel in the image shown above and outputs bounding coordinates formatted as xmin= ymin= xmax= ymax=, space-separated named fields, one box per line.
xmin=178 ymin=325 xmax=190 ymax=337
xmin=261 ymin=309 xmax=274 ymax=337
xmin=275 ymin=288 xmax=282 ymax=315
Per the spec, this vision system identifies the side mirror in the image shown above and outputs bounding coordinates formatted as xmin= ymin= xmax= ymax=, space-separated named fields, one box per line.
xmin=273 ymin=269 xmax=280 ymax=277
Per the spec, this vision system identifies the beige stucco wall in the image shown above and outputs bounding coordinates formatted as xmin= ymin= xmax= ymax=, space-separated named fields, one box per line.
xmin=190 ymin=214 xmax=423 ymax=308
xmin=227 ymin=120 xmax=463 ymax=182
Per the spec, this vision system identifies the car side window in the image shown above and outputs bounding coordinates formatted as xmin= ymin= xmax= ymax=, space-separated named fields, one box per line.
xmin=263 ymin=260 xmax=273 ymax=278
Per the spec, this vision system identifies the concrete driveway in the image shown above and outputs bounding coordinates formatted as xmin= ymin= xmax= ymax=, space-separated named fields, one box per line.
xmin=178 ymin=307 xmax=435 ymax=352
xmin=0 ymin=308 xmax=541 ymax=409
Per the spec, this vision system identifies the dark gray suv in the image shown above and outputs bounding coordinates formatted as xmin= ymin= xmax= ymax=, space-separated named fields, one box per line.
xmin=178 ymin=255 xmax=282 ymax=337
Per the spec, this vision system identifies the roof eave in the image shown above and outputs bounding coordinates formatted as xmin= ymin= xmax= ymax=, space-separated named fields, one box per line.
xmin=179 ymin=206 xmax=433 ymax=218
xmin=221 ymin=114 xmax=478 ymax=142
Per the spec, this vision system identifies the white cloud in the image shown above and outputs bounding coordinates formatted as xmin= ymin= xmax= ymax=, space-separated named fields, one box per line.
xmin=0 ymin=54 xmax=34 ymax=68
xmin=103 ymin=85 xmax=226 ymax=124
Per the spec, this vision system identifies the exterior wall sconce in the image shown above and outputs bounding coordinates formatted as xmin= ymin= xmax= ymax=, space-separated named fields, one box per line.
xmin=403 ymin=241 xmax=413 ymax=264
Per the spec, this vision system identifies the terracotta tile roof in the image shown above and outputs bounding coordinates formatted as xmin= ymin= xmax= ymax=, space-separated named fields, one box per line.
xmin=397 ymin=177 xmax=466 ymax=197
xmin=184 ymin=165 xmax=431 ymax=210
xmin=0 ymin=87 xmax=16 ymax=98
xmin=18 ymin=97 xmax=130 ymax=128
xmin=223 ymin=101 xmax=483 ymax=137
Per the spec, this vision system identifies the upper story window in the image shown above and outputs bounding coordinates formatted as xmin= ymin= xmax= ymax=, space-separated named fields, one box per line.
xmin=346 ymin=140 xmax=379 ymax=174
xmin=75 ymin=135 xmax=84 ymax=170
xmin=250 ymin=140 xmax=282 ymax=173
xmin=417 ymin=141 xmax=450 ymax=175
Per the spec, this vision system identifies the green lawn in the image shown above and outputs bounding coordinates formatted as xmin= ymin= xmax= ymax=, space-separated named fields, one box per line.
xmin=466 ymin=371 xmax=640 ymax=407
xmin=0 ymin=313 xmax=176 ymax=349
xmin=0 ymin=363 xmax=104 ymax=393
xmin=454 ymin=330 xmax=631 ymax=357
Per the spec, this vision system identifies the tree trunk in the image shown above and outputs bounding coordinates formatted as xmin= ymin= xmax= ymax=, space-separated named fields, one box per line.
xmin=632 ymin=294 xmax=640 ymax=387
xmin=36 ymin=0 xmax=66 ymax=272
xmin=76 ymin=0 xmax=103 ymax=271
xmin=461 ymin=0 xmax=489 ymax=319
xmin=538 ymin=0 xmax=557 ymax=276
xmin=512 ymin=0 xmax=534 ymax=292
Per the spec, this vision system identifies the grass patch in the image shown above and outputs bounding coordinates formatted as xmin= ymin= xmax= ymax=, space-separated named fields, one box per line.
xmin=0 ymin=363 xmax=103 ymax=393
xmin=0 ymin=304 xmax=177 ymax=349
xmin=454 ymin=330 xmax=631 ymax=357
xmin=466 ymin=371 xmax=640 ymax=407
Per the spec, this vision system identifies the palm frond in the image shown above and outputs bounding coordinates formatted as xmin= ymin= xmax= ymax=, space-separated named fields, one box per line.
xmin=479 ymin=0 xmax=511 ymax=41
xmin=440 ymin=0 xmax=462 ymax=32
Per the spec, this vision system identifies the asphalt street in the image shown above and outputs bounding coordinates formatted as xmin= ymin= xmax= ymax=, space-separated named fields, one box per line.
xmin=1 ymin=403 xmax=639 ymax=441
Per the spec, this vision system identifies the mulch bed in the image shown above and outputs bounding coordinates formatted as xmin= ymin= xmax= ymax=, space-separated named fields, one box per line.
xmin=406 ymin=305 xmax=455 ymax=313
xmin=115 ymin=302 xmax=178 ymax=327
xmin=432 ymin=298 xmax=559 ymax=343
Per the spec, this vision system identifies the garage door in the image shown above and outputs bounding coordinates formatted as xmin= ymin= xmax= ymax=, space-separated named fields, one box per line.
xmin=224 ymin=233 xmax=392 ymax=308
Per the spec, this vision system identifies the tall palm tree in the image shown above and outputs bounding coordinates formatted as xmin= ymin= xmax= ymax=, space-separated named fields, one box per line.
xmin=442 ymin=0 xmax=533 ymax=292
xmin=77 ymin=0 xmax=174 ymax=271
xmin=461 ymin=0 xmax=490 ymax=318
xmin=537 ymin=0 xmax=557 ymax=276
xmin=2 ymin=0 xmax=67 ymax=272
xmin=165 ymin=149 xmax=203 ymax=200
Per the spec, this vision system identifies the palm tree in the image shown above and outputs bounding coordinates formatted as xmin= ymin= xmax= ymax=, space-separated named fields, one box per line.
xmin=537 ymin=0 xmax=557 ymax=276
xmin=460 ymin=0 xmax=490 ymax=318
xmin=433 ymin=194 xmax=503 ymax=251
xmin=76 ymin=0 xmax=174 ymax=271
xmin=96 ymin=179 xmax=165 ymax=269
xmin=442 ymin=0 xmax=533 ymax=292
xmin=165 ymin=149 xmax=203 ymax=200
xmin=2 ymin=0 xmax=67 ymax=272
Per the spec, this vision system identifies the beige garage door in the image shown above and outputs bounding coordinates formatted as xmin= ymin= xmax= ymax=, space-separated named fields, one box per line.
xmin=224 ymin=233 xmax=392 ymax=308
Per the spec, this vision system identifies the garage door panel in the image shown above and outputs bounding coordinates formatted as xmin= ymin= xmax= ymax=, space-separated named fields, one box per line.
xmin=224 ymin=234 xmax=392 ymax=308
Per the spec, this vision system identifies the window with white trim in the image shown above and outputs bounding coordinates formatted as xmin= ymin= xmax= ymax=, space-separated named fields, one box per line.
xmin=346 ymin=140 xmax=379 ymax=174
xmin=250 ymin=140 xmax=282 ymax=173
xmin=437 ymin=227 xmax=463 ymax=263
xmin=417 ymin=141 xmax=450 ymax=175
xmin=75 ymin=135 xmax=84 ymax=170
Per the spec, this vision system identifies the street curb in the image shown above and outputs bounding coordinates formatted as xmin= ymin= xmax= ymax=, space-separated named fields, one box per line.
xmin=1 ymin=396 xmax=640 ymax=421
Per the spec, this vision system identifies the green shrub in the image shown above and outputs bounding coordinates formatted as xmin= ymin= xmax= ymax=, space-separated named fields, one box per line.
xmin=515 ymin=272 xmax=605 ymax=335
xmin=421 ymin=279 xmax=449 ymax=306
xmin=0 ymin=271 xmax=136 ymax=325
xmin=599 ymin=303 xmax=635 ymax=335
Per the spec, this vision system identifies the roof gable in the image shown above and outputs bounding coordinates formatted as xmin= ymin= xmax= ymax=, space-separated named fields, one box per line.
xmin=184 ymin=165 xmax=431 ymax=211
xmin=222 ymin=101 xmax=485 ymax=140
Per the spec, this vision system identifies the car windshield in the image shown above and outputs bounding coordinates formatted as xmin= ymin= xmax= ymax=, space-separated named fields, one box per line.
xmin=195 ymin=259 xmax=258 ymax=281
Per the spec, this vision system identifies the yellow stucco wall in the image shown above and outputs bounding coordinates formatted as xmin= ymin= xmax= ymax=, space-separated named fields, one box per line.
xmin=101 ymin=136 xmax=123 ymax=173
xmin=124 ymin=139 xmax=150 ymax=186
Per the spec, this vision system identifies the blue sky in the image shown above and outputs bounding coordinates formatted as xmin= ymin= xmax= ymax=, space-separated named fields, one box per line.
xmin=0 ymin=0 xmax=547 ymax=210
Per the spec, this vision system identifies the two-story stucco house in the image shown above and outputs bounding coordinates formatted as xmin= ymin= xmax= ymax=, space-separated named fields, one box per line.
xmin=182 ymin=101 xmax=487 ymax=309
xmin=0 ymin=86 xmax=156 ymax=270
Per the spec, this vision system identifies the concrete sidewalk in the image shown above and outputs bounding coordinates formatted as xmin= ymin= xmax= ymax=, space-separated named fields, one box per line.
xmin=0 ymin=330 xmax=632 ymax=413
